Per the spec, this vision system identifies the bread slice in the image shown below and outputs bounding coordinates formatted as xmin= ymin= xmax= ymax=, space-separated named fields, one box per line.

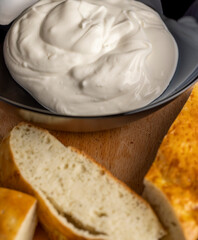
xmin=143 ymin=83 xmax=198 ymax=240
xmin=0 ymin=187 xmax=37 ymax=240
xmin=0 ymin=122 xmax=165 ymax=240
xmin=33 ymin=224 xmax=49 ymax=240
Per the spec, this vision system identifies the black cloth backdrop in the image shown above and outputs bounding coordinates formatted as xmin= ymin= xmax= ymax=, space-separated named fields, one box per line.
xmin=161 ymin=0 xmax=196 ymax=19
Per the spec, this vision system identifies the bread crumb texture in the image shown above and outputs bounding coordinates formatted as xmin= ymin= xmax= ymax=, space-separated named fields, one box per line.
xmin=0 ymin=122 xmax=165 ymax=240
xmin=145 ymin=82 xmax=198 ymax=240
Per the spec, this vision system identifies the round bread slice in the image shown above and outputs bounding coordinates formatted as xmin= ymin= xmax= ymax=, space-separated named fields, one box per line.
xmin=0 ymin=122 xmax=165 ymax=240
xmin=143 ymin=82 xmax=198 ymax=240
xmin=0 ymin=187 xmax=37 ymax=240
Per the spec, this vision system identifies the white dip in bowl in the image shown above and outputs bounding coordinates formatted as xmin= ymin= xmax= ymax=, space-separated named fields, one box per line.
xmin=4 ymin=0 xmax=178 ymax=116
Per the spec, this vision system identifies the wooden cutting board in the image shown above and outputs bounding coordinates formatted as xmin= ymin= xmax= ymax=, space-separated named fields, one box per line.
xmin=0 ymin=88 xmax=192 ymax=239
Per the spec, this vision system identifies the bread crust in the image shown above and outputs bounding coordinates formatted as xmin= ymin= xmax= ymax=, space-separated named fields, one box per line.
xmin=0 ymin=122 xmax=165 ymax=240
xmin=0 ymin=133 xmax=96 ymax=240
xmin=144 ymin=83 xmax=198 ymax=240
xmin=0 ymin=187 xmax=37 ymax=239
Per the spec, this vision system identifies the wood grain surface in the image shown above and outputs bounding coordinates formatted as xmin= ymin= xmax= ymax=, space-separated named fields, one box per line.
xmin=0 ymin=88 xmax=192 ymax=239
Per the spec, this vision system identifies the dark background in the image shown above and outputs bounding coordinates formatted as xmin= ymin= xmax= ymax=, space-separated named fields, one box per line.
xmin=161 ymin=0 xmax=196 ymax=19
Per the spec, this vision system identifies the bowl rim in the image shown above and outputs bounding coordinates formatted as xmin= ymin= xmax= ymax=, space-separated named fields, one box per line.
xmin=0 ymin=77 xmax=197 ymax=119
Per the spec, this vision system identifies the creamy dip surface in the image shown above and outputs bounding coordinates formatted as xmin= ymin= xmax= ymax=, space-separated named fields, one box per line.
xmin=4 ymin=0 xmax=178 ymax=116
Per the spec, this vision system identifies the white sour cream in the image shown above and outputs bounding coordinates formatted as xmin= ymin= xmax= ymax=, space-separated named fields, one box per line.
xmin=4 ymin=0 xmax=178 ymax=116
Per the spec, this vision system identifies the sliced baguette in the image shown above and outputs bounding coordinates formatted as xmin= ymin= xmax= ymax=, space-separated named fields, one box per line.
xmin=143 ymin=83 xmax=198 ymax=240
xmin=0 ymin=122 xmax=165 ymax=240
xmin=0 ymin=187 xmax=37 ymax=240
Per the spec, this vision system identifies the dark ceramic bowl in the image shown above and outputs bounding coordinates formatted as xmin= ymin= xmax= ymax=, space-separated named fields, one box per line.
xmin=0 ymin=12 xmax=198 ymax=132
